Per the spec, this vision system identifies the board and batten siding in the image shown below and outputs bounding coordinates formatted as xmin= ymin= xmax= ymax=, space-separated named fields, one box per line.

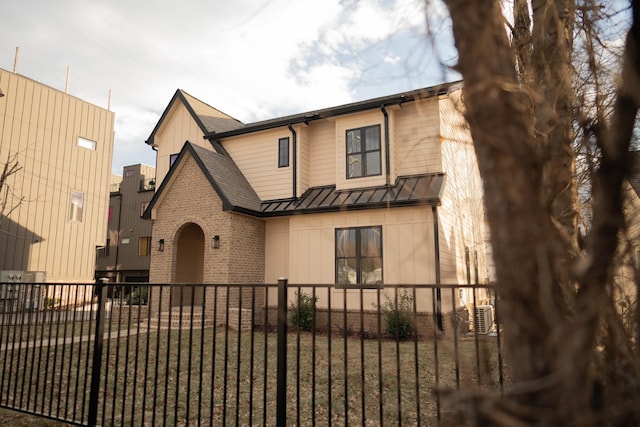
xmin=273 ymin=206 xmax=437 ymax=311
xmin=0 ymin=69 xmax=114 ymax=282
xmin=222 ymin=128 xmax=293 ymax=200
xmin=437 ymin=94 xmax=490 ymax=291
xmin=154 ymin=102 xmax=207 ymax=187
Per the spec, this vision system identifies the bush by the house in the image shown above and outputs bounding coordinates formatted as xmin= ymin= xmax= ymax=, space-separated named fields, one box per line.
xmin=380 ymin=290 xmax=415 ymax=340
xmin=125 ymin=286 xmax=149 ymax=306
xmin=289 ymin=291 xmax=318 ymax=331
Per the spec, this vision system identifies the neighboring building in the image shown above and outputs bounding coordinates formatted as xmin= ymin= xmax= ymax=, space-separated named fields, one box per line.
xmin=95 ymin=164 xmax=155 ymax=283
xmin=0 ymin=68 xmax=114 ymax=283
xmin=144 ymin=82 xmax=489 ymax=318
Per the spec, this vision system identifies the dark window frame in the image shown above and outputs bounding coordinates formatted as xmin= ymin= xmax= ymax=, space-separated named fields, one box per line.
xmin=345 ymin=124 xmax=382 ymax=179
xmin=278 ymin=137 xmax=290 ymax=168
xmin=335 ymin=226 xmax=383 ymax=287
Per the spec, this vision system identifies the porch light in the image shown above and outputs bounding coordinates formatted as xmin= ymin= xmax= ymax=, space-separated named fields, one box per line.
xmin=212 ymin=235 xmax=220 ymax=249
xmin=157 ymin=239 xmax=165 ymax=252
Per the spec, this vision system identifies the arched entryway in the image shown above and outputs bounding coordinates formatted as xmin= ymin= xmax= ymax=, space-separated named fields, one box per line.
xmin=173 ymin=222 xmax=205 ymax=307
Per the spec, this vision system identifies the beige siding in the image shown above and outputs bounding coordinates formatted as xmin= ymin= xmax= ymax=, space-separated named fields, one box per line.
xmin=297 ymin=125 xmax=310 ymax=196
xmin=0 ymin=69 xmax=114 ymax=282
xmin=154 ymin=102 xmax=208 ymax=187
xmin=308 ymin=120 xmax=336 ymax=187
xmin=273 ymin=206 xmax=436 ymax=310
xmin=265 ymin=217 xmax=290 ymax=283
xmin=335 ymin=110 xmax=387 ymax=191
xmin=395 ymin=98 xmax=442 ymax=176
xmin=437 ymin=93 xmax=490 ymax=291
xmin=223 ymin=128 xmax=293 ymax=200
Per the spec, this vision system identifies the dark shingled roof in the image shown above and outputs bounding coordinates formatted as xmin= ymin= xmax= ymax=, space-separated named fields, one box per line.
xmin=188 ymin=144 xmax=262 ymax=213
xmin=145 ymin=90 xmax=243 ymax=146
xmin=259 ymin=173 xmax=445 ymax=216
xmin=143 ymin=142 xmax=261 ymax=218
xmin=630 ymin=151 xmax=640 ymax=197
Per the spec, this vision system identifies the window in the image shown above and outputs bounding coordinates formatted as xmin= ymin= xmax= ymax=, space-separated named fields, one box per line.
xmin=125 ymin=170 xmax=136 ymax=177
xmin=70 ymin=191 xmax=84 ymax=222
xmin=170 ymin=153 xmax=179 ymax=168
xmin=346 ymin=125 xmax=381 ymax=178
xmin=278 ymin=137 xmax=289 ymax=167
xmin=140 ymin=201 xmax=150 ymax=217
xmin=336 ymin=226 xmax=383 ymax=286
xmin=139 ymin=237 xmax=151 ymax=256
xmin=77 ymin=136 xmax=96 ymax=150
xmin=121 ymin=237 xmax=130 ymax=245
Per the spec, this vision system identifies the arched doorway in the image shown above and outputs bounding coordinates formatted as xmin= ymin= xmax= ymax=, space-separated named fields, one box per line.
xmin=173 ymin=222 xmax=205 ymax=306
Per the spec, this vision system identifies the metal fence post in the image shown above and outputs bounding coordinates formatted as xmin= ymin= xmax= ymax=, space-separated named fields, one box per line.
xmin=88 ymin=278 xmax=107 ymax=426
xmin=276 ymin=278 xmax=288 ymax=427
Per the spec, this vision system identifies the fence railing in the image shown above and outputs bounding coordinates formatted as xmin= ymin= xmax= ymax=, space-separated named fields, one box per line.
xmin=0 ymin=280 xmax=504 ymax=426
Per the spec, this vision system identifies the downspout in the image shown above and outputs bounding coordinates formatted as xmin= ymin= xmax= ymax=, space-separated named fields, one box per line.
xmin=380 ymin=105 xmax=391 ymax=187
xmin=432 ymin=205 xmax=443 ymax=332
xmin=288 ymin=124 xmax=297 ymax=199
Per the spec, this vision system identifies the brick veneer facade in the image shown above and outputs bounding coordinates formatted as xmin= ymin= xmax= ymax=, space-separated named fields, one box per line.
xmin=148 ymin=154 xmax=265 ymax=322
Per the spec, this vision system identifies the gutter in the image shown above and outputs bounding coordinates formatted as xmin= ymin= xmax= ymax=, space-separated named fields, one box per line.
xmin=288 ymin=124 xmax=297 ymax=199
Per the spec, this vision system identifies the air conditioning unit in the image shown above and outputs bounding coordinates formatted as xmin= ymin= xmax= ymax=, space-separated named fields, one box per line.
xmin=474 ymin=305 xmax=494 ymax=334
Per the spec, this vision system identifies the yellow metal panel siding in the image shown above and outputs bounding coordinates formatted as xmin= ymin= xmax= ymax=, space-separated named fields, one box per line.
xmin=155 ymin=103 xmax=207 ymax=187
xmin=0 ymin=69 xmax=114 ymax=282
xmin=395 ymin=98 xmax=442 ymax=176
xmin=335 ymin=111 xmax=387 ymax=191
xmin=222 ymin=128 xmax=293 ymax=200
xmin=308 ymin=120 xmax=335 ymax=187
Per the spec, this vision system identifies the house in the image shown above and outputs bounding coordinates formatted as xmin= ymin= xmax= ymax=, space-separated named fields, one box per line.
xmin=143 ymin=82 xmax=489 ymax=325
xmin=95 ymin=163 xmax=156 ymax=284
xmin=0 ymin=68 xmax=114 ymax=284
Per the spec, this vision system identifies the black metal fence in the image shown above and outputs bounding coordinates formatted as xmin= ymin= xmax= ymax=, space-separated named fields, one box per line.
xmin=0 ymin=280 xmax=504 ymax=426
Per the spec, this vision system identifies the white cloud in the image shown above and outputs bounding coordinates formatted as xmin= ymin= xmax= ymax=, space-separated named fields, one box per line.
xmin=2 ymin=0 xmax=443 ymax=173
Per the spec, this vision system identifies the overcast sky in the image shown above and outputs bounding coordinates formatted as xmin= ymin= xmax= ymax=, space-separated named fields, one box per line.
xmin=2 ymin=0 xmax=457 ymax=174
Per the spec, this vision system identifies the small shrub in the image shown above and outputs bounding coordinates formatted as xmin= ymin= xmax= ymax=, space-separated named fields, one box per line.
xmin=44 ymin=297 xmax=60 ymax=310
xmin=289 ymin=291 xmax=318 ymax=331
xmin=379 ymin=290 xmax=415 ymax=340
xmin=125 ymin=287 xmax=148 ymax=306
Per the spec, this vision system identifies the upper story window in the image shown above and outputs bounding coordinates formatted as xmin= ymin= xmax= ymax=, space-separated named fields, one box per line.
xmin=336 ymin=226 xmax=383 ymax=286
xmin=346 ymin=125 xmax=382 ymax=179
xmin=77 ymin=136 xmax=96 ymax=150
xmin=70 ymin=190 xmax=84 ymax=222
xmin=278 ymin=137 xmax=290 ymax=168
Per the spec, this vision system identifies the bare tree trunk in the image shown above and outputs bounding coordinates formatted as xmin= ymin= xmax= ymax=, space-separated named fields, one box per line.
xmin=443 ymin=0 xmax=640 ymax=424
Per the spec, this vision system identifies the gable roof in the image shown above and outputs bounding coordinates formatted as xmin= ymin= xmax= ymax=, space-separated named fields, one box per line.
xmin=145 ymin=89 xmax=243 ymax=146
xmin=630 ymin=151 xmax=640 ymax=197
xmin=143 ymin=141 xmax=261 ymax=218
xmin=207 ymin=81 xmax=463 ymax=139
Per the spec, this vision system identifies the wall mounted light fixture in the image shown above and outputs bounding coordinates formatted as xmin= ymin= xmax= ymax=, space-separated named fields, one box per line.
xmin=158 ymin=239 xmax=165 ymax=252
xmin=212 ymin=235 xmax=220 ymax=249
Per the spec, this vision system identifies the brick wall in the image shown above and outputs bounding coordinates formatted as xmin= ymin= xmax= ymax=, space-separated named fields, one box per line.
xmin=148 ymin=154 xmax=266 ymax=319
